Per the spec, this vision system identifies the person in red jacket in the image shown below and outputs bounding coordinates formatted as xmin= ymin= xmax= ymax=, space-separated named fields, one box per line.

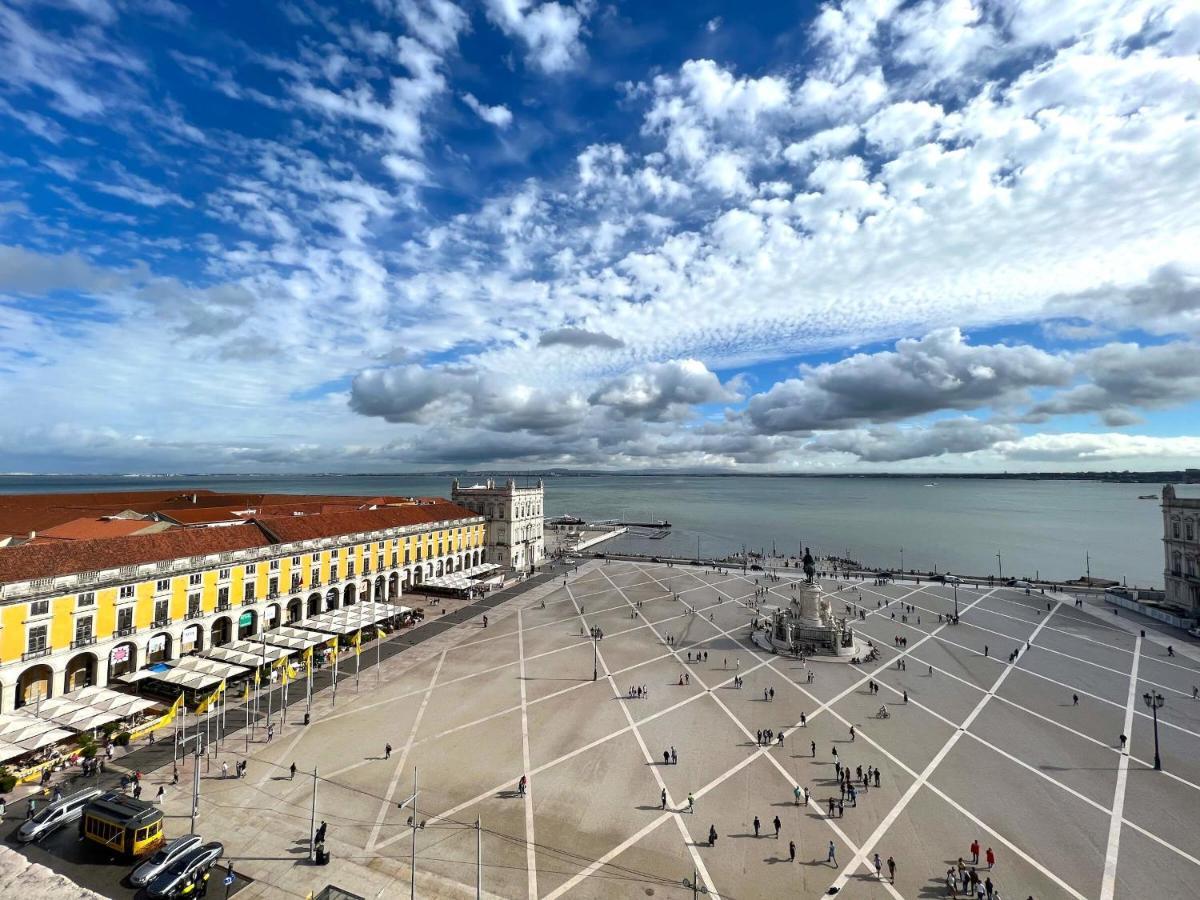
xmin=985 ymin=847 xmax=995 ymax=869
xmin=970 ymin=839 xmax=980 ymax=864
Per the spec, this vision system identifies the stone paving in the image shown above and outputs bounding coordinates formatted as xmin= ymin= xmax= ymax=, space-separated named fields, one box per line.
xmin=164 ymin=560 xmax=1200 ymax=899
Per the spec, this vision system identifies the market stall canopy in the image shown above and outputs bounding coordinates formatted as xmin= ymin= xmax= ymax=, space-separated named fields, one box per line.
xmin=0 ymin=711 xmax=74 ymax=756
xmin=421 ymin=563 xmax=501 ymax=591
xmin=224 ymin=639 xmax=291 ymax=664
xmin=65 ymin=686 xmax=159 ymax=719
xmin=171 ymin=656 xmax=251 ymax=681
xmin=301 ymin=601 xmax=410 ymax=636
xmin=260 ymin=626 xmax=326 ymax=650
xmin=147 ymin=666 xmax=223 ymax=692
xmin=29 ymin=696 xmax=121 ymax=732
xmin=203 ymin=645 xmax=273 ymax=669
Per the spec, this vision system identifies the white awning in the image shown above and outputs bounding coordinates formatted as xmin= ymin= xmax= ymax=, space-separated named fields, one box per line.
xmin=261 ymin=626 xmax=327 ymax=650
xmin=203 ymin=645 xmax=272 ymax=668
xmin=65 ymin=686 xmax=159 ymax=719
xmin=30 ymin=696 xmax=121 ymax=732
xmin=423 ymin=563 xmax=501 ymax=590
xmin=171 ymin=656 xmax=250 ymax=682
xmin=0 ymin=712 xmax=74 ymax=752
xmin=224 ymin=640 xmax=291 ymax=664
xmin=148 ymin=667 xmax=223 ymax=692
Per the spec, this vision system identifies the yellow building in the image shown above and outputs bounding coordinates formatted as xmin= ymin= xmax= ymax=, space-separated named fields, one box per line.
xmin=0 ymin=498 xmax=485 ymax=712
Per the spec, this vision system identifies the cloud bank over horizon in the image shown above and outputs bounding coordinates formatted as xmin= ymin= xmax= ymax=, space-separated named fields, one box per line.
xmin=1 ymin=0 xmax=1198 ymax=474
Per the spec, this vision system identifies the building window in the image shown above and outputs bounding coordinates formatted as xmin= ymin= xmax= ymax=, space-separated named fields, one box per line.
xmin=347 ymin=560 xmax=355 ymax=577
xmin=154 ymin=599 xmax=169 ymax=624
xmin=245 ymin=564 xmax=257 ymax=575
xmin=30 ymin=599 xmax=50 ymax=617
xmin=244 ymin=582 xmax=256 ymax=601
xmin=1188 ymin=521 xmax=1195 ymax=541
xmin=311 ymin=568 xmax=320 ymax=584
xmin=75 ymin=616 xmax=93 ymax=643
xmin=189 ymin=573 xmax=202 ymax=587
xmin=1173 ymin=551 xmax=1183 ymax=576
xmin=270 ymin=559 xmax=280 ymax=571
xmin=330 ymin=565 xmax=339 ymax=581
xmin=218 ymin=586 xmax=229 ymax=607
xmin=78 ymin=591 xmax=95 ymax=607
xmin=117 ymin=607 xmax=133 ymax=633
xmin=1188 ymin=557 xmax=1198 ymax=577
xmin=218 ymin=568 xmax=231 ymax=580
xmin=188 ymin=593 xmax=201 ymax=617
xmin=292 ymin=556 xmax=301 ymax=566
xmin=1175 ymin=520 xmax=1182 ymax=539
xmin=28 ymin=624 xmax=48 ymax=653
xmin=269 ymin=577 xmax=279 ymax=596
xmin=120 ymin=585 xmax=136 ymax=600
xmin=156 ymin=578 xmax=171 ymax=593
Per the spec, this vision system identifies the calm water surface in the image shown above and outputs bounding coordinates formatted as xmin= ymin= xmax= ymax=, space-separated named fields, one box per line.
xmin=0 ymin=474 xmax=1177 ymax=588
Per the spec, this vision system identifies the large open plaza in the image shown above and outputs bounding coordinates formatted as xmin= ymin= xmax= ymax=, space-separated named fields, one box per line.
xmin=158 ymin=559 xmax=1200 ymax=899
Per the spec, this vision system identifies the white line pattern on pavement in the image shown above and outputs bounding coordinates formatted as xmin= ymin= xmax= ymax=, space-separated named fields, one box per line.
xmin=516 ymin=609 xmax=538 ymax=900
xmin=1102 ymin=635 xmax=1141 ymax=900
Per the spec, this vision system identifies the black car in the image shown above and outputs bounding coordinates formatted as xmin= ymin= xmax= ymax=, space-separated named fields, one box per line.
xmin=146 ymin=841 xmax=224 ymax=898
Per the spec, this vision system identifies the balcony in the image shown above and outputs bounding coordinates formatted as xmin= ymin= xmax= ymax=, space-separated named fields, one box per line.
xmin=216 ymin=601 xmax=232 ymax=613
xmin=184 ymin=609 xmax=205 ymax=621
xmin=267 ymin=592 xmax=280 ymax=600
xmin=310 ymin=578 xmax=323 ymax=588
xmin=71 ymin=636 xmax=97 ymax=650
xmin=22 ymin=647 xmax=51 ymax=661
xmin=151 ymin=617 xmax=172 ymax=629
xmin=242 ymin=597 xmax=258 ymax=606
xmin=113 ymin=626 xmax=136 ymax=639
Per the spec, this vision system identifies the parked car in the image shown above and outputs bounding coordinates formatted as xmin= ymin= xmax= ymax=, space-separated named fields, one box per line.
xmin=16 ymin=787 xmax=104 ymax=843
xmin=1007 ymin=579 xmax=1035 ymax=588
xmin=130 ymin=834 xmax=203 ymax=887
xmin=146 ymin=841 xmax=224 ymax=898
xmin=942 ymin=575 xmax=963 ymax=584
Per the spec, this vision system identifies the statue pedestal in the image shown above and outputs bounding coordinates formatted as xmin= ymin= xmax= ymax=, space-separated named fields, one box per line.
xmin=791 ymin=582 xmax=830 ymax=628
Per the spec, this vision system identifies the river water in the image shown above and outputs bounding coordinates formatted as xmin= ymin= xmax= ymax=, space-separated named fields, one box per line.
xmin=0 ymin=474 xmax=1180 ymax=589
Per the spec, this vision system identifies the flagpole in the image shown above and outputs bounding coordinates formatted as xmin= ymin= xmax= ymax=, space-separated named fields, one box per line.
xmin=355 ymin=629 xmax=361 ymax=692
xmin=332 ymin=640 xmax=339 ymax=708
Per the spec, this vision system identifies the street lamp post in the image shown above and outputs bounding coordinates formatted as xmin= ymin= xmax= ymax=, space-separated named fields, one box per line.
xmin=1143 ymin=690 xmax=1165 ymax=770
xmin=996 ymin=552 xmax=1003 ymax=581
xmin=900 ymin=546 xmax=904 ymax=573
xmin=953 ymin=581 xmax=959 ymax=619
xmin=592 ymin=627 xmax=599 ymax=682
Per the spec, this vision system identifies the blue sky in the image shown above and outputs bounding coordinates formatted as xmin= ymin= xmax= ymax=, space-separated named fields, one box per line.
xmin=0 ymin=0 xmax=1198 ymax=473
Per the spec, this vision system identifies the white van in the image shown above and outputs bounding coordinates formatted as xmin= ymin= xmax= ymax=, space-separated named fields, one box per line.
xmin=17 ymin=787 xmax=104 ymax=843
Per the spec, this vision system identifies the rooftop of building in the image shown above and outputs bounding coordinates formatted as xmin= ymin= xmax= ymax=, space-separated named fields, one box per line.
xmin=0 ymin=491 xmax=483 ymax=584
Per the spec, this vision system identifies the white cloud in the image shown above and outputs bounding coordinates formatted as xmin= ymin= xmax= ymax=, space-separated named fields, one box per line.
xmin=996 ymin=432 xmax=1200 ymax=462
xmin=483 ymin=0 xmax=589 ymax=73
xmin=461 ymin=92 xmax=514 ymax=128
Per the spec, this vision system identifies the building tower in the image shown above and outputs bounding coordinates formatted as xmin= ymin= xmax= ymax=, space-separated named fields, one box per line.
xmin=451 ymin=479 xmax=545 ymax=574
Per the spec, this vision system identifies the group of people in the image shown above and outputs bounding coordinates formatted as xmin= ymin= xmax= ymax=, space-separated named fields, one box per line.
xmin=755 ymin=728 xmax=783 ymax=746
xmin=626 ymin=684 xmax=649 ymax=699
xmin=947 ymin=841 xmax=999 ymax=897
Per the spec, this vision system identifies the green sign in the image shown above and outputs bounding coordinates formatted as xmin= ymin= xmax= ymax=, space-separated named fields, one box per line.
xmin=239 ymin=612 xmax=254 ymax=627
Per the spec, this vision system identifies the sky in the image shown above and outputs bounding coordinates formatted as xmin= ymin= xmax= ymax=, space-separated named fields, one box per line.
xmin=0 ymin=0 xmax=1198 ymax=474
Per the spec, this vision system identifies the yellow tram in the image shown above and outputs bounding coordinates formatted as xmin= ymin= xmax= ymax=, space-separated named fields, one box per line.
xmin=80 ymin=791 xmax=165 ymax=858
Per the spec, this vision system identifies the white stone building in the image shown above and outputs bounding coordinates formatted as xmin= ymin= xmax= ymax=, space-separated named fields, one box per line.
xmin=451 ymin=479 xmax=545 ymax=574
xmin=1163 ymin=484 xmax=1200 ymax=614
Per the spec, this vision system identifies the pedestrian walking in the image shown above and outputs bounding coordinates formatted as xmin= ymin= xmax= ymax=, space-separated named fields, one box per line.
xmin=789 ymin=839 xmax=796 ymax=862
xmin=267 ymin=724 xmax=274 ymax=743
xmin=671 ymin=746 xmax=678 ymax=765
xmin=753 ymin=815 xmax=761 ymax=837
xmin=132 ymin=784 xmax=142 ymax=800
xmin=664 ymin=750 xmax=670 ymax=765
xmin=887 ymin=855 xmax=896 ymax=882
xmin=793 ymin=785 xmax=802 ymax=805
xmin=315 ymin=821 xmax=327 ymax=844
xmin=156 ymin=786 xmax=165 ymax=803
xmin=687 ymin=792 xmax=694 ymax=814
xmin=290 ymin=762 xmax=297 ymax=780
xmin=385 ymin=743 xmax=392 ymax=759
xmin=850 ymin=725 xmax=855 ymax=741
xmin=970 ymin=839 xmax=980 ymax=864
xmin=222 ymin=761 xmax=230 ymax=779
xmin=172 ymin=767 xmax=179 ymax=786
xmin=811 ymin=740 xmax=816 ymax=757
xmin=827 ymin=840 xmax=837 ymax=866
xmin=985 ymin=847 xmax=994 ymax=868
xmin=1119 ymin=733 xmax=1128 ymax=751
xmin=773 ymin=815 xmax=781 ymax=838
xmin=708 ymin=825 xmax=717 ymax=847
xmin=1073 ymin=694 xmax=1078 ymax=706
xmin=661 ymin=788 xmax=667 ymax=810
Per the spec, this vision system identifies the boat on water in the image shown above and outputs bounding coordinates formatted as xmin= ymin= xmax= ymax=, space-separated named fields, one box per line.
xmin=1138 ymin=495 xmax=1157 ymax=500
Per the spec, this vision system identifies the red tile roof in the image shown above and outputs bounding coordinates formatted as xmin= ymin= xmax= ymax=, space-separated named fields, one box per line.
xmin=36 ymin=518 xmax=169 ymax=541
xmin=0 ymin=524 xmax=273 ymax=584
xmin=255 ymin=502 xmax=480 ymax=543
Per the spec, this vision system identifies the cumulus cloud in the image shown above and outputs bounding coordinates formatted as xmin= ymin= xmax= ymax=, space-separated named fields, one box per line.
xmin=745 ymin=329 xmax=1073 ymax=434
xmin=482 ymin=0 xmax=589 ymax=73
xmin=589 ymin=359 xmax=738 ymax=421
xmin=995 ymin=432 xmax=1200 ymax=462
xmin=537 ymin=327 xmax=624 ymax=349
xmin=461 ymin=92 xmax=513 ymax=128
xmin=805 ymin=418 xmax=1019 ymax=462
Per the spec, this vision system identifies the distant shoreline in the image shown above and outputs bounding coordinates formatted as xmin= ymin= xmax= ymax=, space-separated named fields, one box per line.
xmin=0 ymin=470 xmax=1195 ymax=485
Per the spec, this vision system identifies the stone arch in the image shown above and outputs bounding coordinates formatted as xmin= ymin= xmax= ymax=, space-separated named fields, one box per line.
xmin=264 ymin=603 xmax=281 ymax=629
xmin=387 ymin=572 xmax=398 ymax=600
xmin=473 ymin=550 xmax=480 ymax=567
xmin=436 ymin=559 xmax=444 ymax=578
xmin=17 ymin=664 xmax=53 ymax=708
xmin=236 ymin=611 xmax=257 ymax=641
xmin=425 ymin=562 xmax=433 ymax=580
xmin=325 ymin=588 xmax=340 ymax=611
xmin=288 ymin=598 xmax=304 ymax=623
xmin=375 ymin=575 xmax=386 ymax=602
xmin=108 ymin=642 xmax=137 ymax=680
xmin=308 ymin=592 xmax=323 ymax=617
xmin=181 ymin=623 xmax=204 ymax=655
xmin=343 ymin=583 xmax=357 ymax=606
xmin=147 ymin=631 xmax=173 ymax=664
xmin=211 ymin=616 xmax=232 ymax=647
xmin=65 ymin=652 xmax=97 ymax=693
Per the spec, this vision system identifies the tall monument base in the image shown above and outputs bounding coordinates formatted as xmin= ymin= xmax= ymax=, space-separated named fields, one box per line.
xmin=764 ymin=581 xmax=855 ymax=657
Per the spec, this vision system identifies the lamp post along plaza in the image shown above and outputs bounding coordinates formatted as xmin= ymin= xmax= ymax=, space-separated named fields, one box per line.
xmin=1143 ymin=690 xmax=1165 ymax=770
